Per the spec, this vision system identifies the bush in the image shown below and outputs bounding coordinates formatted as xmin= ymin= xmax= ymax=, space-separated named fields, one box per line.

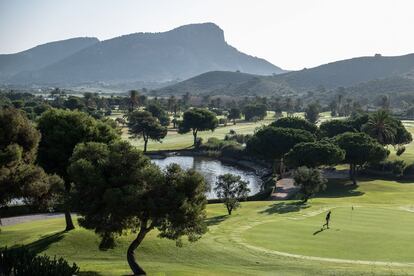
xmin=404 ymin=162 xmax=414 ymax=177
xmin=396 ymin=146 xmax=406 ymax=156
xmin=218 ymin=118 xmax=228 ymax=126
xmin=0 ymin=247 xmax=79 ymax=276
xmin=224 ymin=133 xmax=252 ymax=144
xmin=221 ymin=143 xmax=244 ymax=158
xmin=199 ymin=138 xmax=241 ymax=154
xmin=367 ymin=160 xmax=406 ymax=177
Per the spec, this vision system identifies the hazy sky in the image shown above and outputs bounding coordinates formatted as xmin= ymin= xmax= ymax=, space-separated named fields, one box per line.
xmin=1 ymin=0 xmax=413 ymax=70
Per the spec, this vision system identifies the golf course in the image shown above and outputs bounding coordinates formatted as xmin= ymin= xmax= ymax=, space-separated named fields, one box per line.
xmin=2 ymin=178 xmax=414 ymax=275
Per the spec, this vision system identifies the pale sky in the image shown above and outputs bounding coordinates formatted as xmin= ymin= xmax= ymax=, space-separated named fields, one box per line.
xmin=1 ymin=0 xmax=414 ymax=70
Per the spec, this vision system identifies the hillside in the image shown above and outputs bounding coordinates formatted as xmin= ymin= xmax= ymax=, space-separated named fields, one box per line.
xmin=156 ymin=53 xmax=414 ymax=97
xmin=0 ymin=37 xmax=99 ymax=82
xmin=6 ymin=23 xmax=284 ymax=86
xmin=271 ymin=53 xmax=414 ymax=91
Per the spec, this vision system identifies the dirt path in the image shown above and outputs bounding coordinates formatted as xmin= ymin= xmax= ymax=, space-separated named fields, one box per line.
xmin=0 ymin=213 xmax=64 ymax=226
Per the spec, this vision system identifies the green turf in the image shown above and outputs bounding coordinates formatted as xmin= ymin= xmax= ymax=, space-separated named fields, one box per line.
xmin=116 ymin=111 xmax=341 ymax=151
xmin=2 ymin=178 xmax=414 ymax=275
xmin=122 ymin=112 xmax=276 ymax=151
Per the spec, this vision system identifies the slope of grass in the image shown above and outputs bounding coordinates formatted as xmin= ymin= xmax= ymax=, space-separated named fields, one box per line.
xmin=2 ymin=178 xmax=414 ymax=275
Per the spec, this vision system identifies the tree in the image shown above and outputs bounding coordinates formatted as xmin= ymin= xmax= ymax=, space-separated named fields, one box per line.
xmin=243 ymin=104 xmax=267 ymax=121
xmin=0 ymin=108 xmax=63 ymax=216
xmin=319 ymin=119 xmax=355 ymax=138
xmin=304 ymin=103 xmax=320 ymax=124
xmin=293 ymin=166 xmax=327 ymax=203
xmin=270 ymin=116 xmax=318 ymax=134
xmin=64 ymin=96 xmax=85 ymax=111
xmin=335 ymin=132 xmax=388 ymax=185
xmin=227 ymin=107 xmax=241 ymax=125
xmin=146 ymin=103 xmax=170 ymax=126
xmin=68 ymin=141 xmax=207 ymax=275
xmin=285 ymin=141 xmax=345 ymax=168
xmin=127 ymin=111 xmax=167 ymax=152
xmin=214 ymin=174 xmax=250 ymax=215
xmin=178 ymin=108 xmax=218 ymax=146
xmin=246 ymin=126 xmax=314 ymax=175
xmin=129 ymin=90 xmax=139 ymax=111
xmin=246 ymin=127 xmax=315 ymax=161
xmin=362 ymin=110 xmax=412 ymax=146
xmin=37 ymin=109 xmax=119 ymax=231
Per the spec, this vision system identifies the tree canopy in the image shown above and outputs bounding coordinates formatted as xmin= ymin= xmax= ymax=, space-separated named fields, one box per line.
xmin=146 ymin=102 xmax=170 ymax=126
xmin=127 ymin=110 xmax=167 ymax=152
xmin=0 ymin=108 xmax=63 ymax=212
xmin=214 ymin=173 xmax=250 ymax=215
xmin=227 ymin=107 xmax=241 ymax=125
xmin=362 ymin=110 xmax=412 ymax=146
xmin=246 ymin=126 xmax=315 ymax=161
xmin=293 ymin=166 xmax=327 ymax=203
xmin=68 ymin=141 xmax=207 ymax=275
xmin=37 ymin=108 xmax=119 ymax=230
xmin=285 ymin=141 xmax=345 ymax=168
xmin=178 ymin=108 xmax=218 ymax=146
xmin=242 ymin=104 xmax=267 ymax=121
xmin=270 ymin=116 xmax=318 ymax=134
xmin=319 ymin=119 xmax=356 ymax=138
xmin=304 ymin=103 xmax=320 ymax=124
xmin=335 ymin=132 xmax=388 ymax=184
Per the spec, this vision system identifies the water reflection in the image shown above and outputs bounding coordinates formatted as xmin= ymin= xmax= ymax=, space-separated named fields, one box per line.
xmin=152 ymin=156 xmax=262 ymax=199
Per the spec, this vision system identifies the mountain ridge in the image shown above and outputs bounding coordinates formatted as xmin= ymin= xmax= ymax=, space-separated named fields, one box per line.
xmin=2 ymin=23 xmax=284 ymax=86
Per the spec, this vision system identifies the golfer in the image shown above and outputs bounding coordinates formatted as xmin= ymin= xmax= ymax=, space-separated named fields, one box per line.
xmin=323 ymin=210 xmax=331 ymax=229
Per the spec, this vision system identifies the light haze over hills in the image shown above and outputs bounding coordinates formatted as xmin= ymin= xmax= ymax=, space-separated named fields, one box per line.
xmin=1 ymin=23 xmax=283 ymax=86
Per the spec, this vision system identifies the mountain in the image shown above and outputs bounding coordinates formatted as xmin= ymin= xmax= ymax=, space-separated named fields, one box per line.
xmin=5 ymin=23 xmax=284 ymax=86
xmin=155 ymin=53 xmax=414 ymax=97
xmin=271 ymin=53 xmax=414 ymax=91
xmin=0 ymin=37 xmax=99 ymax=82
xmin=156 ymin=71 xmax=258 ymax=95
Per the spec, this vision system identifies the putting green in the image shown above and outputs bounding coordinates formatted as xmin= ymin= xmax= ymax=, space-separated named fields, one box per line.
xmin=242 ymin=206 xmax=414 ymax=263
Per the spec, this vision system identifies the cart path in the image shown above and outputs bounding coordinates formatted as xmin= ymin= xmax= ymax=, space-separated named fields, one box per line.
xmin=0 ymin=213 xmax=65 ymax=226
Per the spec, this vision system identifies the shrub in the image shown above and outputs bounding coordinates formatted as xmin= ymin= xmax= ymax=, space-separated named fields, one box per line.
xmin=218 ymin=118 xmax=228 ymax=126
xmin=396 ymin=146 xmax=406 ymax=156
xmin=221 ymin=143 xmax=244 ymax=158
xmin=404 ymin=162 xmax=414 ymax=177
xmin=0 ymin=247 xmax=79 ymax=276
xmin=224 ymin=133 xmax=252 ymax=144
xmin=367 ymin=160 xmax=406 ymax=177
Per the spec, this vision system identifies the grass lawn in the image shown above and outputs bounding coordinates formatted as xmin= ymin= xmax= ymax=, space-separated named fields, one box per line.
xmin=113 ymin=111 xmax=341 ymax=151
xmin=2 ymin=178 xmax=414 ymax=275
xmin=121 ymin=112 xmax=276 ymax=151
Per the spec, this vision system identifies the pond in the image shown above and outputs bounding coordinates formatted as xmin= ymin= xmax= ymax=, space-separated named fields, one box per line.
xmin=151 ymin=156 xmax=263 ymax=199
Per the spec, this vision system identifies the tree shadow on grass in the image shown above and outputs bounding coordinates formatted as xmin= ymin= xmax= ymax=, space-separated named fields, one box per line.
xmin=23 ymin=231 xmax=65 ymax=255
xmin=205 ymin=215 xmax=228 ymax=226
xmin=259 ymin=201 xmax=310 ymax=215
xmin=78 ymin=272 xmax=103 ymax=276
xmin=315 ymin=179 xmax=364 ymax=198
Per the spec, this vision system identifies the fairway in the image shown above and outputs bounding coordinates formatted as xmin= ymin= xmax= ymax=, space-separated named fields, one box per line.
xmin=2 ymin=178 xmax=414 ymax=275
xmin=242 ymin=206 xmax=414 ymax=263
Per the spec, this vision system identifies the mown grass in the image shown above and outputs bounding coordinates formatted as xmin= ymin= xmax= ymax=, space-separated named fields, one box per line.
xmin=2 ymin=178 xmax=414 ymax=275
xmin=113 ymin=111 xmax=339 ymax=151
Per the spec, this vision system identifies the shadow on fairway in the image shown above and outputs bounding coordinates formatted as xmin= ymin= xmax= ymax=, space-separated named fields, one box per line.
xmin=205 ymin=214 xmax=228 ymax=226
xmin=24 ymin=230 xmax=66 ymax=254
xmin=260 ymin=201 xmax=310 ymax=215
xmin=313 ymin=227 xmax=327 ymax=235
xmin=78 ymin=272 xmax=103 ymax=276
xmin=316 ymin=179 xmax=364 ymax=198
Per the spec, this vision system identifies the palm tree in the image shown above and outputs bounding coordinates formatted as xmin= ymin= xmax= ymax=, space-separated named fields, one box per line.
xmin=362 ymin=110 xmax=396 ymax=145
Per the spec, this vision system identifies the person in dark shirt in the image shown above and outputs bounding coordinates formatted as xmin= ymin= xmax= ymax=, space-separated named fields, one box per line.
xmin=323 ymin=210 xmax=331 ymax=229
